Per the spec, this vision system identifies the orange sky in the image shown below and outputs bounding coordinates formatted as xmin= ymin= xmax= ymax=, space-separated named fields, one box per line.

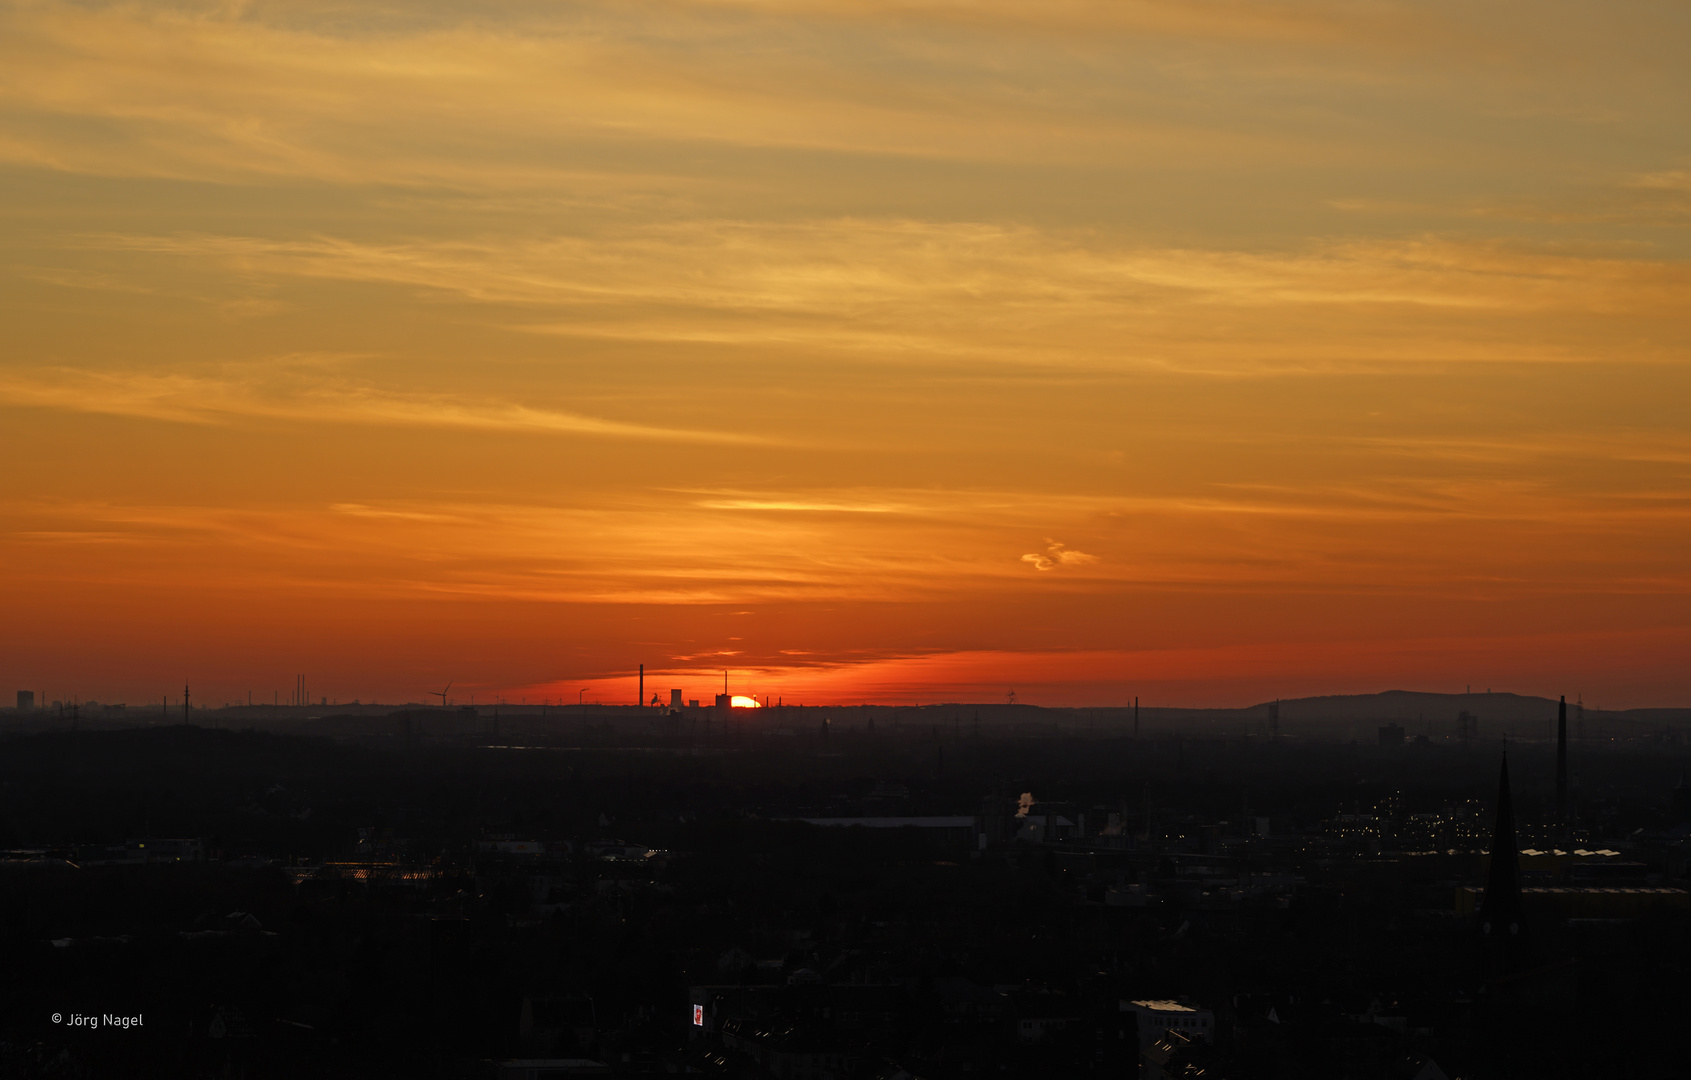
xmin=3 ymin=0 xmax=1688 ymax=709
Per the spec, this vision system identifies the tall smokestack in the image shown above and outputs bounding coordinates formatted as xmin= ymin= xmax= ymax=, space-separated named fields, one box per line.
xmin=1134 ymin=696 xmax=1139 ymax=737
xmin=1556 ymin=694 xmax=1568 ymax=829
xmin=639 ymin=664 xmax=644 ymax=708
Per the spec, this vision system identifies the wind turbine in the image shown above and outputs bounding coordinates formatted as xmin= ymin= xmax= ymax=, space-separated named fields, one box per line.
xmin=427 ymin=681 xmax=452 ymax=708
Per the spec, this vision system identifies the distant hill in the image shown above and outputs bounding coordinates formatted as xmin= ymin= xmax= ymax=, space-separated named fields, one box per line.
xmin=1101 ymin=689 xmax=1690 ymax=739
xmin=1251 ymin=689 xmax=1687 ymax=727
xmin=906 ymin=690 xmax=1689 ymax=740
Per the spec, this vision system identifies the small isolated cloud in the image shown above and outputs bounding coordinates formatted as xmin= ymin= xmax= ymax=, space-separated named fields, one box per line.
xmin=1020 ymin=538 xmax=1099 ymax=571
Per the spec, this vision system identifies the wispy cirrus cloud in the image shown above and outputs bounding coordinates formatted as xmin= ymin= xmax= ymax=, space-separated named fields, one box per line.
xmin=20 ymin=465 xmax=1683 ymax=614
xmin=0 ymin=0 xmax=1284 ymax=187
xmin=1 ymin=0 xmax=1680 ymax=220
xmin=0 ymin=363 xmax=769 ymax=444
xmin=55 ymin=227 xmax=1691 ymax=373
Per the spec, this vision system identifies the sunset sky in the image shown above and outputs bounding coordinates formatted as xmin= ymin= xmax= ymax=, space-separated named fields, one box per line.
xmin=3 ymin=0 xmax=1688 ymax=709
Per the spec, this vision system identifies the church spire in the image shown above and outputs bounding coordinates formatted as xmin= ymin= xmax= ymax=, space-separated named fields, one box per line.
xmin=1478 ymin=750 xmax=1525 ymax=964
xmin=1555 ymin=695 xmax=1568 ymax=830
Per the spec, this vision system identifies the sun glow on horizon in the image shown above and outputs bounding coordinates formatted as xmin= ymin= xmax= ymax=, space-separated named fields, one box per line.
xmin=730 ymin=695 xmax=762 ymax=709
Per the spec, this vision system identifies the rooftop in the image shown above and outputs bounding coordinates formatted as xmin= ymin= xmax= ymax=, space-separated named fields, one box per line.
xmin=794 ymin=817 xmax=976 ymax=828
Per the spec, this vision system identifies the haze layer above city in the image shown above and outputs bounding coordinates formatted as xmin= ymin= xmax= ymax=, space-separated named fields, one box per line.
xmin=3 ymin=0 xmax=1689 ymax=709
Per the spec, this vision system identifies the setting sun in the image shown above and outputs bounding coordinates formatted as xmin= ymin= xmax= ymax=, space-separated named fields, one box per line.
xmin=730 ymin=696 xmax=761 ymax=710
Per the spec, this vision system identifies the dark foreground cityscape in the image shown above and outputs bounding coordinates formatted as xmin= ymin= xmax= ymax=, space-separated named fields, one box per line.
xmin=3 ymin=690 xmax=1689 ymax=1079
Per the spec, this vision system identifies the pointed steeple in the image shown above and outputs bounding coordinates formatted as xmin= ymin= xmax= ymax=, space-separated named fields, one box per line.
xmin=1555 ymin=695 xmax=1568 ymax=829
xmin=1478 ymin=751 xmax=1524 ymax=948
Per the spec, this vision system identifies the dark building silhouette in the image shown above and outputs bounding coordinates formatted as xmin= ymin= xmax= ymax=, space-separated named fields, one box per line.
xmin=1457 ymin=710 xmax=1478 ymax=741
xmin=6 ymin=692 xmax=1687 ymax=1075
xmin=15 ymin=690 xmax=32 ymax=710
